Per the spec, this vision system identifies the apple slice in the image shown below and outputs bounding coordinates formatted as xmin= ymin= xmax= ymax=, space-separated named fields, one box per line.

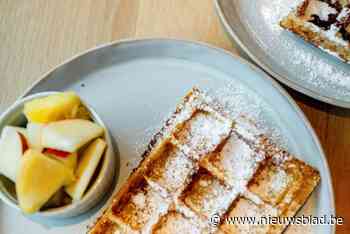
xmin=23 ymin=92 xmax=82 ymax=123
xmin=43 ymin=148 xmax=70 ymax=158
xmin=27 ymin=123 xmax=45 ymax=150
xmin=41 ymin=119 xmax=104 ymax=153
xmin=1 ymin=126 xmax=29 ymax=153
xmin=45 ymin=151 xmax=78 ymax=170
xmin=16 ymin=150 xmax=75 ymax=214
xmin=65 ymin=138 xmax=106 ymax=201
xmin=1 ymin=126 xmax=27 ymax=139
xmin=19 ymin=133 xmax=29 ymax=153
xmin=0 ymin=127 xmax=26 ymax=182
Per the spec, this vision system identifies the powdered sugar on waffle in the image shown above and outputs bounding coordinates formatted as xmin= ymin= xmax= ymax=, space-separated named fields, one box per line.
xmin=204 ymin=132 xmax=265 ymax=188
xmin=207 ymin=83 xmax=287 ymax=147
xmin=153 ymin=212 xmax=204 ymax=234
xmin=270 ymin=169 xmax=290 ymax=194
xmin=172 ymin=111 xmax=232 ymax=160
xmin=133 ymin=84 xmax=288 ymax=169
xmin=306 ymin=0 xmax=337 ymax=21
xmin=238 ymin=0 xmax=350 ymax=101
xmin=95 ymin=88 xmax=319 ymax=234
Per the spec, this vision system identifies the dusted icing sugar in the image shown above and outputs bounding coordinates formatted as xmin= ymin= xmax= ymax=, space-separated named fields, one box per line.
xmin=306 ymin=0 xmax=338 ymax=21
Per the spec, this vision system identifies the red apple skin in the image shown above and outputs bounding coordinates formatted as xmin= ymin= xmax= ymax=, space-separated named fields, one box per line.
xmin=19 ymin=133 xmax=29 ymax=153
xmin=43 ymin=148 xmax=70 ymax=158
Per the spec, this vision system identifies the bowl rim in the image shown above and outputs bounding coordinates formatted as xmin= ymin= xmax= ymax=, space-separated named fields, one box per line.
xmin=0 ymin=91 xmax=115 ymax=217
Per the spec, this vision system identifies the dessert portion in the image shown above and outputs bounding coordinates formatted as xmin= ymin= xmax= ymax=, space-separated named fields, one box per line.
xmin=180 ymin=169 xmax=238 ymax=219
xmin=219 ymin=197 xmax=277 ymax=234
xmin=280 ymin=0 xmax=350 ymax=62
xmin=89 ymin=88 xmax=320 ymax=234
xmin=143 ymin=141 xmax=195 ymax=195
xmin=111 ymin=176 xmax=171 ymax=233
xmin=152 ymin=211 xmax=205 ymax=234
xmin=0 ymin=92 xmax=107 ymax=214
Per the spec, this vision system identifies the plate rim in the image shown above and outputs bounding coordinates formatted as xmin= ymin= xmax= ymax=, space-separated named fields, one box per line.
xmin=20 ymin=38 xmax=335 ymax=233
xmin=214 ymin=0 xmax=350 ymax=109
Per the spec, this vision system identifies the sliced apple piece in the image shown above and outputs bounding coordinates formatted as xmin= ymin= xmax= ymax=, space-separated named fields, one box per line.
xmin=41 ymin=119 xmax=104 ymax=152
xmin=41 ymin=188 xmax=67 ymax=209
xmin=43 ymin=148 xmax=70 ymax=158
xmin=19 ymin=133 xmax=29 ymax=153
xmin=76 ymin=105 xmax=91 ymax=120
xmin=1 ymin=126 xmax=27 ymax=139
xmin=23 ymin=92 xmax=82 ymax=123
xmin=27 ymin=123 xmax=45 ymax=150
xmin=0 ymin=127 xmax=25 ymax=182
xmin=16 ymin=150 xmax=75 ymax=214
xmin=1 ymin=126 xmax=29 ymax=153
xmin=65 ymin=138 xmax=106 ymax=201
xmin=45 ymin=151 xmax=78 ymax=170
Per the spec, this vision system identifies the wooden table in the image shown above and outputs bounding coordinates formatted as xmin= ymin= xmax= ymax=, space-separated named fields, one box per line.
xmin=0 ymin=1 xmax=348 ymax=233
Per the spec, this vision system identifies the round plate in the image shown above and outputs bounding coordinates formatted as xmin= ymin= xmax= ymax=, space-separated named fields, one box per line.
xmin=215 ymin=0 xmax=350 ymax=108
xmin=0 ymin=39 xmax=334 ymax=233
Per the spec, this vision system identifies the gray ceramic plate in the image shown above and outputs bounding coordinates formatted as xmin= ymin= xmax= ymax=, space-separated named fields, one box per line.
xmin=0 ymin=39 xmax=334 ymax=233
xmin=215 ymin=0 xmax=350 ymax=108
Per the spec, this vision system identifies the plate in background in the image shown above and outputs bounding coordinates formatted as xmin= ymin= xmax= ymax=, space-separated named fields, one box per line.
xmin=0 ymin=39 xmax=334 ymax=233
xmin=215 ymin=0 xmax=350 ymax=108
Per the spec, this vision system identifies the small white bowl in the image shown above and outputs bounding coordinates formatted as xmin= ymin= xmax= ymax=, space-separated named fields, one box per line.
xmin=0 ymin=92 xmax=116 ymax=218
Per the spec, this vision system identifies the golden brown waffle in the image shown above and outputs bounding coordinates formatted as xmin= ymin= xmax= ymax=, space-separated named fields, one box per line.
xmin=89 ymin=88 xmax=320 ymax=234
xmin=280 ymin=0 xmax=350 ymax=63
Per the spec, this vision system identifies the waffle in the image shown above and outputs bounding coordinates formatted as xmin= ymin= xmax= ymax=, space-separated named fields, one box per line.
xmin=89 ymin=88 xmax=320 ymax=234
xmin=280 ymin=0 xmax=350 ymax=63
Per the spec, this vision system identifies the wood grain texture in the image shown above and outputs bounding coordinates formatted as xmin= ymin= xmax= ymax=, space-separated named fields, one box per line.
xmin=0 ymin=0 xmax=348 ymax=233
